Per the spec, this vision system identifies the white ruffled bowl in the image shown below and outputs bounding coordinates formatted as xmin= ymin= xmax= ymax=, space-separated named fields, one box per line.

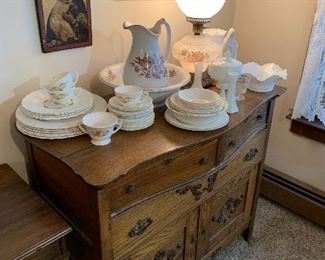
xmin=99 ymin=63 xmax=191 ymax=107
xmin=243 ymin=62 xmax=287 ymax=92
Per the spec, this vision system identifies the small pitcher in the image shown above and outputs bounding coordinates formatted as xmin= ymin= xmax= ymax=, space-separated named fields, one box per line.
xmin=123 ymin=18 xmax=172 ymax=89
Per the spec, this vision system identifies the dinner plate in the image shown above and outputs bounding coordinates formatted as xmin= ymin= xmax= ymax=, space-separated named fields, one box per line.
xmin=164 ymin=109 xmax=229 ymax=131
xmin=16 ymin=121 xmax=84 ymax=139
xmin=21 ymin=87 xmax=93 ymax=120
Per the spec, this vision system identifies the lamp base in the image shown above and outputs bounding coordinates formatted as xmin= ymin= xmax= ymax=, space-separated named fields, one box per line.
xmin=186 ymin=17 xmax=212 ymax=35
xmin=190 ymin=71 xmax=216 ymax=88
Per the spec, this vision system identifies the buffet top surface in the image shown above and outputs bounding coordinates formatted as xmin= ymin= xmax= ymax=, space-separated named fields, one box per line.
xmin=23 ymin=86 xmax=285 ymax=188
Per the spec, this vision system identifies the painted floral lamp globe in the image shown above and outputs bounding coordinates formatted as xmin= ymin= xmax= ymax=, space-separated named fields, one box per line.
xmin=173 ymin=0 xmax=226 ymax=73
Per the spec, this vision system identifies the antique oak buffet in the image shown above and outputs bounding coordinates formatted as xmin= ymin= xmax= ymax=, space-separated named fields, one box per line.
xmin=22 ymin=86 xmax=285 ymax=259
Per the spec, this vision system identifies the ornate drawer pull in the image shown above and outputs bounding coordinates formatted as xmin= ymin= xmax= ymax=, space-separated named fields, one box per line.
xmin=256 ymin=114 xmax=264 ymax=120
xmin=154 ymin=243 xmax=182 ymax=260
xmin=212 ymin=194 xmax=245 ymax=223
xmin=228 ymin=140 xmax=236 ymax=147
xmin=125 ymin=184 xmax=136 ymax=194
xmin=199 ymin=157 xmax=209 ymax=165
xmin=163 ymin=157 xmax=174 ymax=166
xmin=244 ymin=148 xmax=259 ymax=161
xmin=128 ymin=218 xmax=153 ymax=237
xmin=212 ymin=212 xmax=227 ymax=224
xmin=176 ymin=171 xmax=220 ymax=200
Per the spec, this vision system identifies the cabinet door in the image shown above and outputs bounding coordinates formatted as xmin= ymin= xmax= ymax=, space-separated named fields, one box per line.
xmin=116 ymin=209 xmax=198 ymax=260
xmin=197 ymin=165 xmax=258 ymax=259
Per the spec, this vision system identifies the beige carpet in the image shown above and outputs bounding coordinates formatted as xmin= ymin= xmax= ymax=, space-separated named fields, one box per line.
xmin=213 ymin=197 xmax=325 ymax=260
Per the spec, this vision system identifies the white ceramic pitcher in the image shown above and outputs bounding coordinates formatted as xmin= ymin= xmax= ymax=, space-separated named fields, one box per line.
xmin=122 ymin=18 xmax=172 ymax=89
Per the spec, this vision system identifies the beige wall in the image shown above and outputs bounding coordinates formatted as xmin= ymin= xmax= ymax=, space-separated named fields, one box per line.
xmin=0 ymin=0 xmax=234 ymax=182
xmin=233 ymin=0 xmax=325 ymax=191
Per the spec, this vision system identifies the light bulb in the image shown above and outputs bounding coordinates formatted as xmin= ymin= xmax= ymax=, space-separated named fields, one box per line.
xmin=176 ymin=0 xmax=226 ymax=19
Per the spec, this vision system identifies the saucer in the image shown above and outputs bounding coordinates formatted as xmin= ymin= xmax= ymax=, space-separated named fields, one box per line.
xmin=108 ymin=96 xmax=153 ymax=112
xmin=108 ymin=104 xmax=153 ymax=120
xmin=121 ymin=116 xmax=155 ymax=131
xmin=164 ymin=109 xmax=229 ymax=131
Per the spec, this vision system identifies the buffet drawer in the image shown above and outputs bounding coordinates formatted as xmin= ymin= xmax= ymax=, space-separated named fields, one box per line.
xmin=218 ymin=102 xmax=268 ymax=163
xmin=109 ymin=140 xmax=218 ymax=213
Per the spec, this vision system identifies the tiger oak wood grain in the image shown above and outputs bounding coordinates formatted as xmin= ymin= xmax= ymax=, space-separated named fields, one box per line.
xmin=197 ymin=167 xmax=257 ymax=258
xmin=22 ymin=86 xmax=285 ymax=259
xmin=0 ymin=164 xmax=71 ymax=260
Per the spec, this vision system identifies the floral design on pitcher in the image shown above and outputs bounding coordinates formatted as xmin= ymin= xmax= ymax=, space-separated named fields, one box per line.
xmin=168 ymin=69 xmax=177 ymax=78
xmin=180 ymin=49 xmax=210 ymax=63
xmin=130 ymin=53 xmax=168 ymax=80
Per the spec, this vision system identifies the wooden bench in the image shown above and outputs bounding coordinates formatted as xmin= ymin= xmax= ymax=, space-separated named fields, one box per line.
xmin=0 ymin=164 xmax=71 ymax=259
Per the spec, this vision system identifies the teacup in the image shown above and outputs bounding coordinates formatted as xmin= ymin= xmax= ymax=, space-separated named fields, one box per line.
xmin=114 ymin=85 xmax=146 ymax=106
xmin=44 ymin=70 xmax=79 ymax=109
xmin=80 ymin=112 xmax=121 ymax=146
xmin=47 ymin=70 xmax=79 ymax=91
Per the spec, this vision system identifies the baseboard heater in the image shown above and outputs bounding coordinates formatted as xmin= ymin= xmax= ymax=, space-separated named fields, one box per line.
xmin=260 ymin=166 xmax=325 ymax=228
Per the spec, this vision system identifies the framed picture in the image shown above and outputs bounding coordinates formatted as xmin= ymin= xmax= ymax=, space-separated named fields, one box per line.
xmin=35 ymin=0 xmax=92 ymax=53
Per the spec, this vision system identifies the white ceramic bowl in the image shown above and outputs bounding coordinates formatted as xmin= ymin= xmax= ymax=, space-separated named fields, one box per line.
xmin=99 ymin=63 xmax=191 ymax=107
xmin=243 ymin=62 xmax=287 ymax=93
xmin=177 ymin=88 xmax=223 ymax=110
xmin=166 ymin=97 xmax=222 ymax=126
xmin=169 ymin=93 xmax=228 ymax=116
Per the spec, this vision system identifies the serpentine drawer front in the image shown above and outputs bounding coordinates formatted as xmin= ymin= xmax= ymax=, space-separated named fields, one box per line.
xmin=22 ymin=87 xmax=285 ymax=259
xmin=218 ymin=102 xmax=268 ymax=163
xmin=109 ymin=140 xmax=218 ymax=213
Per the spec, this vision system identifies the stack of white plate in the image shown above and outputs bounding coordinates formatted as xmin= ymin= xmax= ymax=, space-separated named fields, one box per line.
xmin=165 ymin=91 xmax=230 ymax=131
xmin=108 ymin=95 xmax=155 ymax=131
xmin=16 ymin=88 xmax=107 ymax=139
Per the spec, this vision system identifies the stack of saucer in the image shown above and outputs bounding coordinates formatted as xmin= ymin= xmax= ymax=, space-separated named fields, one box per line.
xmin=108 ymin=86 xmax=155 ymax=131
xmin=165 ymin=88 xmax=229 ymax=131
xmin=16 ymin=71 xmax=107 ymax=139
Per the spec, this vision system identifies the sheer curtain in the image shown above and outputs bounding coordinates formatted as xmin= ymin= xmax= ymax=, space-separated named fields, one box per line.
xmin=292 ymin=0 xmax=325 ymax=125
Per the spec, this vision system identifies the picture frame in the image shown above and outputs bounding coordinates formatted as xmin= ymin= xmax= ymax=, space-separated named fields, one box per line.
xmin=35 ymin=0 xmax=92 ymax=53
